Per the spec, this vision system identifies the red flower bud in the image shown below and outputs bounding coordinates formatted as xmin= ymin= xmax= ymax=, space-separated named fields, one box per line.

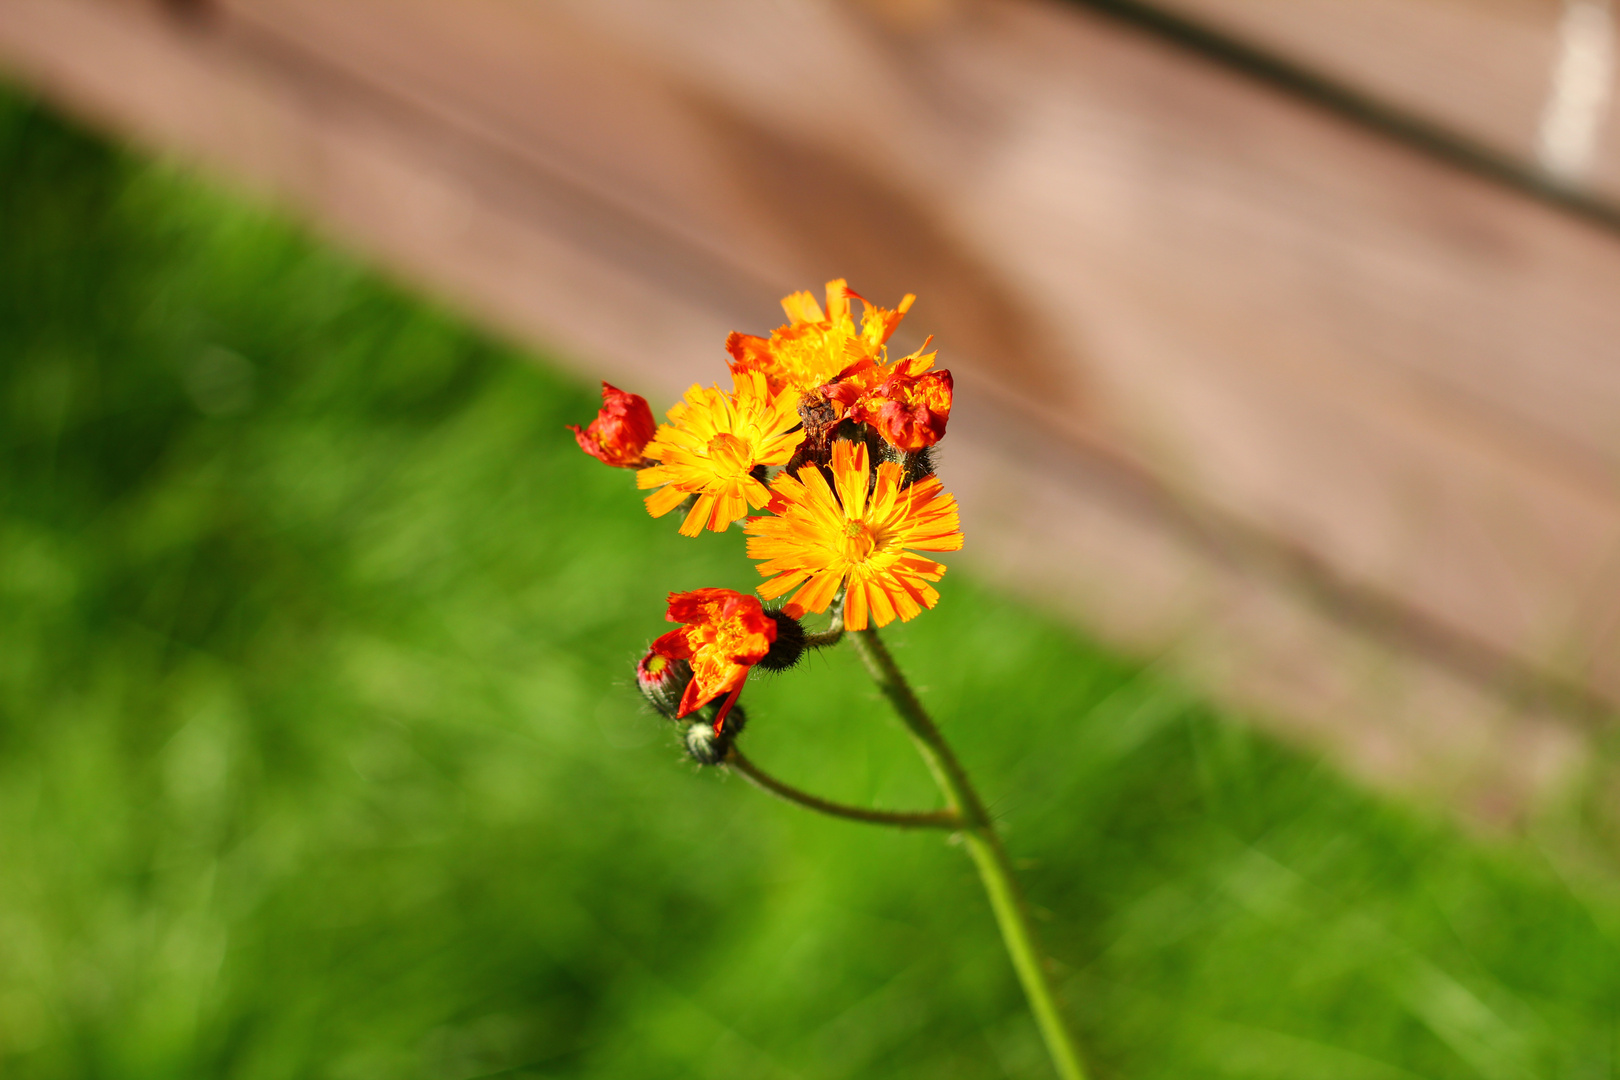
xmin=568 ymin=382 xmax=657 ymax=468
xmin=636 ymin=646 xmax=693 ymax=719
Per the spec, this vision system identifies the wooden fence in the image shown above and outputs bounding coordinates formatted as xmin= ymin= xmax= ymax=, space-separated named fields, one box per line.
xmin=3 ymin=0 xmax=1618 ymax=819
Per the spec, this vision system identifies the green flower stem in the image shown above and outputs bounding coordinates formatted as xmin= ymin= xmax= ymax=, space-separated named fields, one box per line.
xmin=725 ymin=748 xmax=962 ymax=829
xmin=848 ymin=627 xmax=1089 ymax=1080
xmin=801 ymin=609 xmax=845 ymax=650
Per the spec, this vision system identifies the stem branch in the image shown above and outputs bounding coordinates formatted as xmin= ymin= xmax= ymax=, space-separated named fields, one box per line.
xmin=802 ymin=608 xmax=845 ymax=649
xmin=848 ymin=627 xmax=1089 ymax=1080
xmin=726 ymin=748 xmax=961 ymax=830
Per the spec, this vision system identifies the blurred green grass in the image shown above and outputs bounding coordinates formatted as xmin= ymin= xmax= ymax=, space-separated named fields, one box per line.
xmin=2 ymin=88 xmax=1619 ymax=1080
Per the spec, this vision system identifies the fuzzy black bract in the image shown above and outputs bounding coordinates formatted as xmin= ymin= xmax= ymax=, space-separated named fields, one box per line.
xmin=758 ymin=611 xmax=806 ymax=672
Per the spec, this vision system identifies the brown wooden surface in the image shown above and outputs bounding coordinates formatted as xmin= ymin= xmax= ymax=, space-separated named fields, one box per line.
xmin=2 ymin=0 xmax=1616 ymax=818
xmin=1139 ymin=0 xmax=1620 ymax=196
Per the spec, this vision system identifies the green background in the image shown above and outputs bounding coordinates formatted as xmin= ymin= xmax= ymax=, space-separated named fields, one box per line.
xmin=2 ymin=88 xmax=1618 ymax=1079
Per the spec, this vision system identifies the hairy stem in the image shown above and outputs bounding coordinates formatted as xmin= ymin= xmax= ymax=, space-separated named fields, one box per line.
xmin=801 ymin=608 xmax=845 ymax=649
xmin=726 ymin=748 xmax=961 ymax=829
xmin=848 ymin=627 xmax=1089 ymax=1080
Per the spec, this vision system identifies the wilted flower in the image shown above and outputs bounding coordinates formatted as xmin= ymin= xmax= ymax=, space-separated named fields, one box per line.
xmin=822 ymin=353 xmax=953 ymax=451
xmin=650 ymin=588 xmax=777 ymax=719
xmin=568 ymin=381 xmax=657 ymax=467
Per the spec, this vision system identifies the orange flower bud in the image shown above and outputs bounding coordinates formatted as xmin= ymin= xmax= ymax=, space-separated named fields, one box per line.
xmin=568 ymin=381 xmax=656 ymax=468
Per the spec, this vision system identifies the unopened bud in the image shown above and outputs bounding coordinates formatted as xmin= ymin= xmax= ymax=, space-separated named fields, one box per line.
xmin=684 ymin=703 xmax=747 ymax=766
xmin=637 ymin=648 xmax=692 ymax=719
xmin=757 ymin=611 xmax=806 ymax=672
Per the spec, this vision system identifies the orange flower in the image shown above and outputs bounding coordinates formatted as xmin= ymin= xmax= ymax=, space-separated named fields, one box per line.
xmin=725 ymin=279 xmax=915 ymax=401
xmin=636 ymin=370 xmax=805 ymax=536
xmin=745 ymin=439 xmax=963 ymax=631
xmin=823 ymin=352 xmax=953 ymax=451
xmin=568 ymin=382 xmax=657 ymax=467
xmin=650 ymin=588 xmax=777 ymax=718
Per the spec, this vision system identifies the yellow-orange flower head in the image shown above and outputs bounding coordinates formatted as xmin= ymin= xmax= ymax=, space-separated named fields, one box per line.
xmin=745 ymin=440 xmax=964 ymax=631
xmin=726 ymin=279 xmax=915 ymax=401
xmin=637 ymin=369 xmax=805 ymax=536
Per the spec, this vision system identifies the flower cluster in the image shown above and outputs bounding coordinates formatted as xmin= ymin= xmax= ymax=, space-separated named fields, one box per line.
xmin=571 ymin=285 xmax=1091 ymax=1079
xmin=571 ymin=280 xmax=963 ymax=760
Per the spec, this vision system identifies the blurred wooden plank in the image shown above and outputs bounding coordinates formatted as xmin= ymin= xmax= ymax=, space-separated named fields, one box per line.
xmin=1157 ymin=0 xmax=1562 ymax=150
xmin=0 ymin=0 xmax=1614 ymax=819
xmin=1122 ymin=0 xmax=1620 ymax=203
